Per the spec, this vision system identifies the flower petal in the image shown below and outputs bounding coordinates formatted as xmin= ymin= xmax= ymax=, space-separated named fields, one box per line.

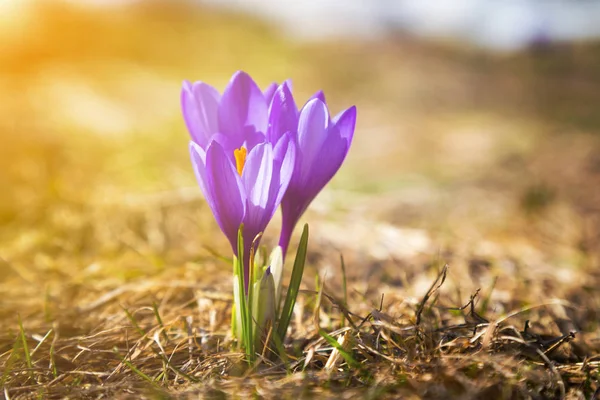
xmin=263 ymin=82 xmax=278 ymax=106
xmin=242 ymin=143 xmax=273 ymax=210
xmin=189 ymin=141 xmax=212 ymax=207
xmin=310 ymin=127 xmax=349 ymax=193
xmin=181 ymin=80 xmax=220 ymax=148
xmin=264 ymin=79 xmax=293 ymax=105
xmin=242 ymin=127 xmax=267 ymax=151
xmin=205 ymin=141 xmax=246 ymax=250
xmin=305 ymin=106 xmax=355 ymax=190
xmin=333 ymin=105 xmax=357 ymax=142
xmin=296 ymin=98 xmax=330 ymax=184
xmin=300 ymin=106 xmax=355 ymax=194
xmin=240 ymin=143 xmax=276 ymax=241
xmin=218 ymin=71 xmax=268 ymax=146
xmin=267 ymin=82 xmax=298 ymax=143
xmin=267 ymin=246 xmax=284 ymax=302
xmin=308 ymin=90 xmax=326 ymax=104
xmin=272 ymin=132 xmax=296 ymax=205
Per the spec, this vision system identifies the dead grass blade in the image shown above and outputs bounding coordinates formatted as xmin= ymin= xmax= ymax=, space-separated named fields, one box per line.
xmin=415 ymin=264 xmax=448 ymax=326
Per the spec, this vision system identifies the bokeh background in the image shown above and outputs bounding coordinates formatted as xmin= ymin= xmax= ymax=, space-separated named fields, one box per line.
xmin=1 ymin=0 xmax=600 ymax=351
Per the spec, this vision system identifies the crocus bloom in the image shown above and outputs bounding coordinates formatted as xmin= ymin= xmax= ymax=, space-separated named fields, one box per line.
xmin=183 ymin=71 xmax=295 ymax=290
xmin=267 ymin=85 xmax=357 ymax=256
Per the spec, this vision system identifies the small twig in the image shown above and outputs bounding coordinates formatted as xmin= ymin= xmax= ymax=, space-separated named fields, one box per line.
xmin=497 ymin=336 xmax=566 ymax=399
xmin=299 ymin=289 xmax=362 ymax=329
xmin=542 ymin=332 xmax=576 ymax=356
xmin=416 ymin=264 xmax=448 ymax=326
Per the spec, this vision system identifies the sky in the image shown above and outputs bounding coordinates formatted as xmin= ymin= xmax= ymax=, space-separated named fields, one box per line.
xmin=199 ymin=0 xmax=600 ymax=51
xmin=2 ymin=0 xmax=600 ymax=51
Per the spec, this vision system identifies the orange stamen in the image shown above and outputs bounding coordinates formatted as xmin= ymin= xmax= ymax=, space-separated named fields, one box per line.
xmin=234 ymin=146 xmax=247 ymax=176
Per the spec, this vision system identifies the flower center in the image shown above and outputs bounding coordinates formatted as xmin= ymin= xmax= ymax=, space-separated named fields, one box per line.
xmin=234 ymin=146 xmax=247 ymax=176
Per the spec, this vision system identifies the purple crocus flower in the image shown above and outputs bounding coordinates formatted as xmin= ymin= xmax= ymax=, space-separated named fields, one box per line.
xmin=182 ymin=71 xmax=295 ymax=290
xmin=182 ymin=71 xmax=280 ymax=150
xmin=267 ymin=85 xmax=357 ymax=256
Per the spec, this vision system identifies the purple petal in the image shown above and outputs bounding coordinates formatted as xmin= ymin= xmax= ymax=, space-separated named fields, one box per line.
xmin=264 ymin=79 xmax=292 ymax=107
xmin=242 ymin=127 xmax=267 ymax=151
xmin=263 ymin=82 xmax=278 ymax=106
xmin=242 ymin=143 xmax=274 ymax=209
xmin=208 ymin=132 xmax=239 ymax=166
xmin=205 ymin=141 xmax=246 ymax=251
xmin=306 ymin=106 xmax=355 ymax=188
xmin=189 ymin=142 xmax=212 ymax=208
xmin=272 ymin=133 xmax=296 ymax=205
xmin=210 ymin=132 xmax=236 ymax=150
xmin=211 ymin=129 xmax=266 ymax=154
xmin=283 ymin=79 xmax=293 ymax=92
xmin=218 ymin=71 xmax=268 ymax=146
xmin=182 ymin=81 xmax=220 ymax=148
xmin=209 ymin=130 xmax=268 ymax=177
xmin=296 ymin=98 xmax=330 ymax=184
xmin=241 ymin=143 xmax=275 ymax=239
xmin=278 ymin=105 xmax=348 ymax=255
xmin=310 ymin=127 xmax=349 ymax=193
xmin=273 ymin=134 xmax=300 ymax=257
xmin=267 ymin=82 xmax=298 ymax=143
xmin=333 ymin=105 xmax=357 ymax=142
xmin=308 ymin=90 xmax=326 ymax=104
xmin=281 ymin=128 xmax=347 ymax=232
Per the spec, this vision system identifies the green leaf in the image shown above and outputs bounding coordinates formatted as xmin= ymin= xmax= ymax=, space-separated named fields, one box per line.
xmin=113 ymin=347 xmax=160 ymax=387
xmin=247 ymin=233 xmax=256 ymax=354
xmin=268 ymin=246 xmax=284 ymax=309
xmin=234 ymin=224 xmax=254 ymax=362
xmin=151 ymin=302 xmax=168 ymax=342
xmin=231 ymin=272 xmax=242 ymax=341
xmin=340 ymin=255 xmax=348 ymax=326
xmin=122 ymin=306 xmax=146 ymax=337
xmin=49 ymin=339 xmax=57 ymax=378
xmin=271 ymin=329 xmax=290 ymax=373
xmin=276 ymin=223 xmax=309 ymax=343
xmin=318 ymin=329 xmax=361 ymax=370
xmin=1 ymin=332 xmax=22 ymax=387
xmin=253 ymin=272 xmax=276 ymax=351
xmin=18 ymin=314 xmax=33 ymax=378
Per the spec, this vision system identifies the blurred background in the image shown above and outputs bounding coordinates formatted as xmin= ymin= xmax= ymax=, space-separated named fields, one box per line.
xmin=1 ymin=0 xmax=600 ymax=308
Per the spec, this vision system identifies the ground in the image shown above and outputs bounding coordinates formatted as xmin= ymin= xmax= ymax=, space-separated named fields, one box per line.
xmin=1 ymin=2 xmax=600 ymax=399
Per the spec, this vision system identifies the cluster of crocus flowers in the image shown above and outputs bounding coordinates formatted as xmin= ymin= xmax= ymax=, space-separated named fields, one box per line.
xmin=182 ymin=71 xmax=356 ymax=358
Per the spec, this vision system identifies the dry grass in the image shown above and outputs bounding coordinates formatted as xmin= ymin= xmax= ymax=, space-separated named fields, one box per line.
xmin=1 ymin=1 xmax=600 ymax=399
xmin=2 ymin=221 xmax=599 ymax=399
